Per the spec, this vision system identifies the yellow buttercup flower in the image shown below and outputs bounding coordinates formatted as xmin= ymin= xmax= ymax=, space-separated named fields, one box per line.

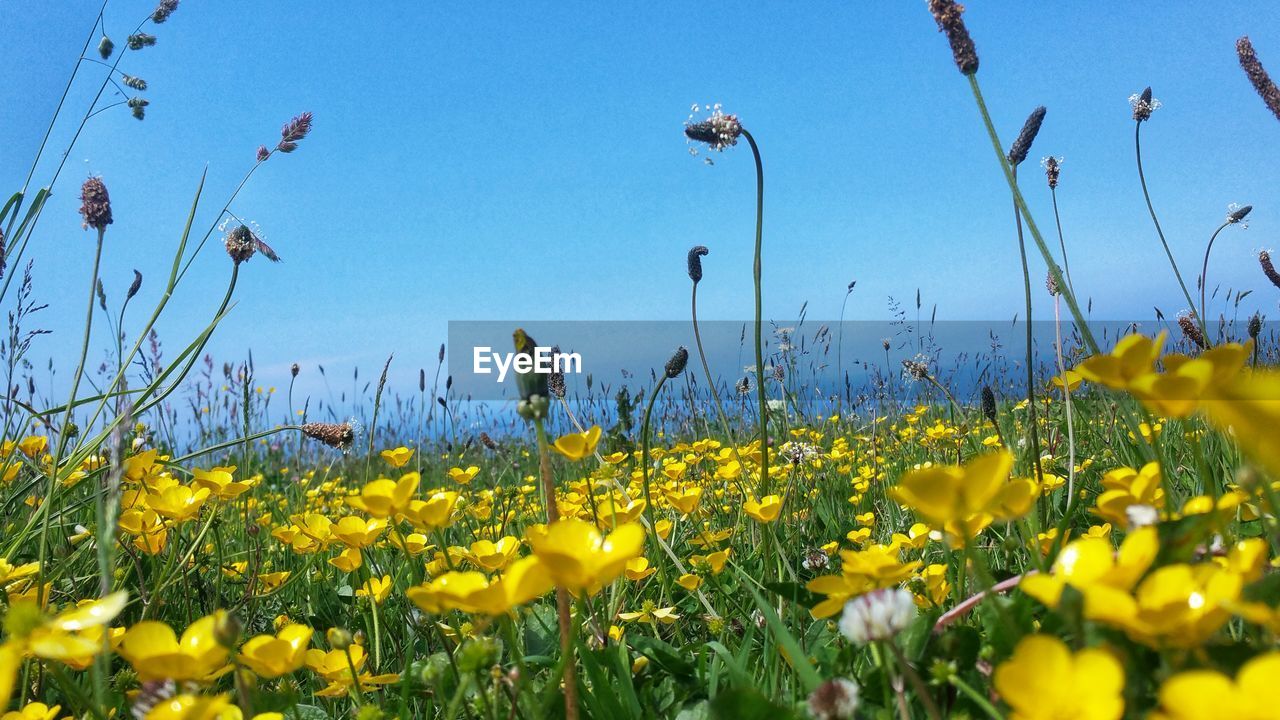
xmin=1075 ymin=332 xmax=1165 ymax=390
xmin=356 ymin=575 xmax=393 ymax=605
xmin=446 ymin=465 xmax=481 ymax=484
xmin=331 ymin=516 xmax=388 ymax=548
xmin=993 ymin=635 xmax=1124 ymax=720
xmin=380 ymin=446 xmax=414 ymax=468
xmin=456 ymin=536 xmax=521 ymax=572
xmin=407 ymin=555 xmax=551 ymax=615
xmin=118 ymin=612 xmax=231 ymax=682
xmin=237 ymin=624 xmax=312 ymax=678
xmin=144 ymin=484 xmax=211 ymax=522
xmin=525 ymin=519 xmax=644 ymax=595
xmin=743 ymin=495 xmax=783 ymax=524
xmin=1020 ymin=527 xmax=1157 ymax=625
xmin=346 ymin=473 xmax=419 ymax=518
xmin=1152 ymin=652 xmax=1280 ymax=720
xmin=552 ymin=426 xmax=602 ymax=461
xmin=400 ymin=491 xmax=459 ymax=531
xmin=2 ymin=702 xmax=61 ymax=720
xmin=17 ymin=436 xmax=47 ymax=459
xmin=191 ymin=466 xmax=253 ymax=500
xmin=890 ymin=451 xmax=1017 ymax=532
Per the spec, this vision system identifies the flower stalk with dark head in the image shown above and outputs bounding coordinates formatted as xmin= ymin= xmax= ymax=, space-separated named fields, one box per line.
xmin=1237 ymin=36 xmax=1280 ymax=123
xmin=686 ymin=245 xmax=743 ymax=471
xmin=1130 ymin=85 xmax=1204 ymax=339
xmin=1198 ymin=204 xmax=1252 ymax=338
xmin=928 ymin=0 xmax=979 ymax=75
xmin=685 ymin=105 xmax=772 ymax=495
xmin=1007 ymin=106 xmax=1047 ymax=483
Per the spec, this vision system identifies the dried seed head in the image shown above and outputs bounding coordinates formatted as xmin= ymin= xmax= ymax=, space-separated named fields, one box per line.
xmin=1130 ymin=87 xmax=1159 ymax=122
xmin=1041 ymin=156 xmax=1061 ymax=189
xmin=736 ymin=376 xmax=750 ymax=395
xmin=98 ymin=36 xmax=114 ymax=60
xmin=224 ymin=225 xmax=257 ymax=265
xmin=278 ymin=111 xmax=314 ymax=152
xmin=927 ymin=0 xmax=979 ymax=75
xmin=1260 ymin=249 xmax=1280 ymax=289
xmin=687 ymin=245 xmax=709 ymax=283
xmin=1249 ymin=313 xmax=1262 ymax=340
xmin=301 ymin=420 xmax=358 ymax=451
xmin=479 ymin=432 xmax=498 ymax=450
xmin=981 ymin=385 xmax=997 ymax=424
xmin=1227 ymin=203 xmax=1253 ymax=225
xmin=128 ymin=97 xmax=149 ymax=121
xmin=665 ymin=346 xmax=689 ymax=379
xmin=684 ymin=104 xmax=742 ymax=152
xmin=79 ymin=176 xmax=113 ymax=231
xmin=291 ymin=363 xmax=300 ymax=378
xmin=256 ymin=145 xmax=270 ymax=163
xmin=151 ymin=0 xmax=179 ymax=23
xmin=902 ymin=357 xmax=930 ymax=382
xmin=1008 ymin=106 xmax=1047 ymax=167
xmin=127 ymin=33 xmax=157 ymax=50
xmin=1237 ymin=36 xmax=1280 ymax=123
xmin=1045 ymin=267 xmax=1061 ymax=296
xmin=1178 ymin=313 xmax=1205 ymax=349
xmin=122 ymin=75 xmax=148 ymax=91
xmin=0 ymin=227 xmax=6 ymax=282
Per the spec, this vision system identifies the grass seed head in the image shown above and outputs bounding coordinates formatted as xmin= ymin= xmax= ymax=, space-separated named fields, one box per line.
xmin=1008 ymin=106 xmax=1047 ymax=166
xmin=687 ymin=245 xmax=709 ymax=283
xmin=1238 ymin=36 xmax=1280 ymax=123
xmin=927 ymin=0 xmax=979 ymax=75
xmin=79 ymin=176 xmax=113 ymax=231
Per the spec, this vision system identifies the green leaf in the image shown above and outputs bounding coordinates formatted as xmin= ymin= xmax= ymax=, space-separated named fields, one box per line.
xmin=738 ymin=569 xmax=823 ymax=693
xmin=630 ymin=636 xmax=697 ymax=683
xmin=763 ymin=581 xmax=820 ymax=608
xmin=709 ymin=687 xmax=798 ymax=720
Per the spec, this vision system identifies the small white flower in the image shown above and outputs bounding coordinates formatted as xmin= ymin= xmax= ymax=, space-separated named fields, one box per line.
xmin=838 ymin=587 xmax=917 ymax=645
xmin=1126 ymin=503 xmax=1159 ymax=529
xmin=807 ymin=677 xmax=861 ymax=720
xmin=766 ymin=399 xmax=786 ymax=413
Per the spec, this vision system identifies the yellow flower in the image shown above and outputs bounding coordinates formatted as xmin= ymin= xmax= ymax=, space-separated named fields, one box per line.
xmin=618 ymin=602 xmax=680 ymax=625
xmin=456 ymin=537 xmax=521 ymax=572
xmin=1153 ymin=652 xmax=1280 ymax=720
xmin=1117 ymin=563 xmax=1241 ymax=647
xmin=552 ymin=426 xmax=602 ymax=461
xmin=665 ymin=486 xmax=703 ymax=515
xmin=237 ymin=624 xmax=312 ymax=678
xmin=993 ymin=635 xmax=1124 ymax=720
xmin=743 ymin=495 xmax=783 ymax=524
xmin=890 ymin=451 xmax=1015 ymax=532
xmin=0 ymin=560 xmax=40 ymax=592
xmin=356 ymin=575 xmax=393 ymax=605
xmin=331 ymin=516 xmax=388 ymax=548
xmin=2 ymin=702 xmax=61 ymax=720
xmin=1201 ymin=369 xmax=1280 ymax=482
xmin=346 ymin=473 xmax=419 ymax=518
xmin=1093 ymin=462 xmax=1164 ymax=527
xmin=145 ymin=484 xmax=211 ymax=522
xmin=676 ymin=574 xmax=702 ymax=591
xmin=446 ymin=465 xmax=481 ymax=484
xmin=1075 ymin=332 xmax=1165 ymax=390
xmin=401 ymin=491 xmax=459 ymax=532
xmin=328 ymin=547 xmax=363 ymax=573
xmin=142 ymin=692 xmax=239 ymax=720
xmin=623 ymin=557 xmax=656 ymax=581
xmin=407 ymin=556 xmax=551 ymax=616
xmin=118 ymin=612 xmax=231 ymax=682
xmin=525 ymin=519 xmax=645 ymax=595
xmin=192 ymin=466 xmax=253 ymax=500
xmin=380 ymin=446 xmax=414 ymax=468
xmin=256 ymin=572 xmax=291 ymax=594
xmin=1020 ymin=527 xmax=1157 ymax=625
xmin=17 ymin=436 xmax=47 ymax=459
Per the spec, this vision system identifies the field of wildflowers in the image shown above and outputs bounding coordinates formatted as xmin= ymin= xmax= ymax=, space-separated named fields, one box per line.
xmin=5 ymin=2 xmax=1280 ymax=719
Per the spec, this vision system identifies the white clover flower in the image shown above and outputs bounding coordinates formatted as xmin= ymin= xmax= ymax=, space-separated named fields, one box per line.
xmin=807 ymin=677 xmax=861 ymax=720
xmin=838 ymin=587 xmax=917 ymax=645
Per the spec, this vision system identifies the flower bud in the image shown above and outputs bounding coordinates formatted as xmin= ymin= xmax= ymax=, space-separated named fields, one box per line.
xmin=327 ymin=627 xmax=353 ymax=650
xmin=687 ymin=245 xmax=709 ymax=283
xmin=664 ymin=346 xmax=689 ymax=379
xmin=79 ymin=177 xmax=113 ymax=231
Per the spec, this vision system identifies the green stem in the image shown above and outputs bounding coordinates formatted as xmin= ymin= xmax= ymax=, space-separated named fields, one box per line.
xmin=740 ymin=128 xmax=770 ymax=495
xmin=1135 ymin=121 xmax=1205 ymax=338
xmin=1199 ymin=221 xmax=1230 ymax=343
xmin=1010 ymin=166 xmax=1045 ymax=483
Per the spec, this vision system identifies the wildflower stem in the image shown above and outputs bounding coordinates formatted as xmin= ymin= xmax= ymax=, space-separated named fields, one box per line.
xmin=948 ymin=672 xmax=1006 ymax=720
xmin=886 ymin=641 xmax=943 ymax=720
xmin=1135 ymin=122 xmax=1205 ymax=338
xmin=1199 ymin=220 xmax=1231 ymax=342
xmin=532 ymin=417 xmax=580 ymax=720
xmin=1048 ymin=186 xmax=1074 ymax=296
xmin=1011 ymin=167 xmax=1045 ymax=483
xmin=740 ymin=128 xmax=770 ymax=496
xmin=36 ymin=227 xmax=105 ymax=605
xmin=966 ymin=75 xmax=1098 ymax=356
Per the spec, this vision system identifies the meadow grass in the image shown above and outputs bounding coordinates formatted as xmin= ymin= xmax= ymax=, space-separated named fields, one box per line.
xmin=4 ymin=2 xmax=1280 ymax=719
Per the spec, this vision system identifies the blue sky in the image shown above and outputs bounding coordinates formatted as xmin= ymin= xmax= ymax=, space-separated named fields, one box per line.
xmin=4 ymin=1 xmax=1280 ymax=403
